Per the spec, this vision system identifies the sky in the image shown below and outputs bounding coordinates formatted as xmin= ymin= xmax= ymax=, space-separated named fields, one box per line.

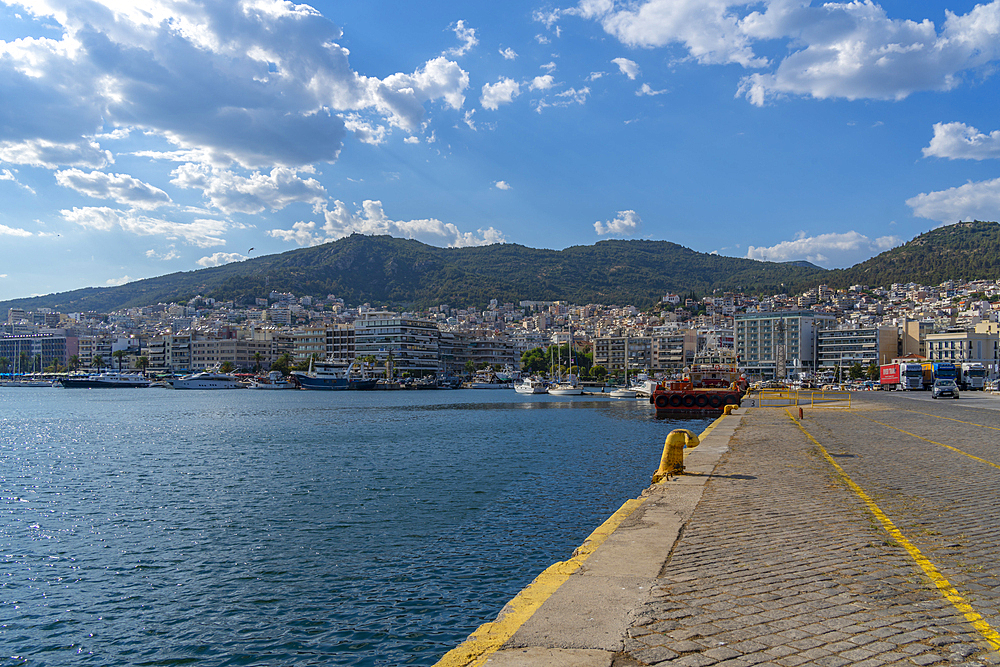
xmin=2 ymin=0 xmax=1000 ymax=302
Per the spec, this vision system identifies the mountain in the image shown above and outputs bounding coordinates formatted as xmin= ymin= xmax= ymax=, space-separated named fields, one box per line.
xmin=2 ymin=221 xmax=998 ymax=314
xmin=828 ymin=220 xmax=1000 ymax=289
xmin=0 ymin=235 xmax=828 ymax=313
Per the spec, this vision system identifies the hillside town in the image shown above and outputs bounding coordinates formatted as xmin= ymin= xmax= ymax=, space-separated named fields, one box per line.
xmin=2 ymin=277 xmax=1000 ymax=383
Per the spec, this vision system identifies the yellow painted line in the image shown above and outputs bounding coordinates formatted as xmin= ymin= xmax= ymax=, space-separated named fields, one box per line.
xmin=786 ymin=410 xmax=1000 ymax=650
xmin=900 ymin=408 xmax=1000 ymax=433
xmin=852 ymin=411 xmax=1000 ymax=472
xmin=435 ymin=416 xmax=736 ymax=666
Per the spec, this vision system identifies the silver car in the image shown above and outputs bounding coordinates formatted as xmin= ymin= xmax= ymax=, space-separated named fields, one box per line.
xmin=931 ymin=378 xmax=959 ymax=399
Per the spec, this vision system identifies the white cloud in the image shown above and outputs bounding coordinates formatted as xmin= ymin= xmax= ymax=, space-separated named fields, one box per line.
xmin=106 ymin=275 xmax=133 ymax=286
xmin=499 ymin=47 xmax=518 ymax=60
xmin=463 ymin=110 xmax=477 ymax=130
xmin=170 ymin=164 xmax=327 ymax=214
xmin=268 ymin=200 xmax=505 ymax=248
xmin=0 ymin=168 xmax=36 ymax=194
xmin=55 ymin=169 xmax=171 ymax=209
xmin=494 ymin=180 xmax=512 ymax=190
xmin=0 ymin=223 xmax=33 ymax=237
xmin=530 ymin=75 xmax=556 ymax=91
xmin=637 ymin=83 xmax=668 ymax=96
xmin=569 ymin=0 xmax=766 ymax=67
xmin=594 ymin=210 xmax=641 ymax=236
xmin=146 ymin=247 xmax=180 ymax=261
xmin=62 ymin=206 xmax=228 ymax=247
xmin=0 ymin=1 xmax=469 ymax=170
xmin=404 ymin=136 xmax=420 ymax=144
xmin=612 ymin=58 xmax=640 ymax=80
xmin=923 ymin=122 xmax=1000 ymax=161
xmin=746 ymin=231 xmax=902 ymax=268
xmin=906 ymin=178 xmax=1000 ymax=224
xmin=737 ymin=0 xmax=1000 ymax=105
xmin=446 ymin=20 xmax=478 ymax=57
xmin=197 ymin=252 xmax=248 ymax=267
xmin=481 ymin=77 xmax=521 ymax=110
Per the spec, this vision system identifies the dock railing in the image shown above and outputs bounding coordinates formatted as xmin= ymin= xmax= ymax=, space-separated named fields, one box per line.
xmin=754 ymin=389 xmax=852 ymax=408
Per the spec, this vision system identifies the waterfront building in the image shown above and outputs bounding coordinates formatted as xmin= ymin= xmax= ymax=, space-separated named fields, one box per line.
xmin=592 ymin=335 xmax=653 ymax=375
xmin=0 ymin=333 xmax=67 ymax=372
xmin=815 ymin=325 xmax=898 ymax=374
xmin=735 ymin=311 xmax=835 ymax=379
xmin=293 ymin=324 xmax=355 ymax=365
xmin=651 ymin=329 xmax=698 ymax=373
xmin=354 ymin=311 xmax=441 ymax=378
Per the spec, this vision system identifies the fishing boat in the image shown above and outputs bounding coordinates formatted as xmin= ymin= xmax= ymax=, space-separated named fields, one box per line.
xmin=292 ymin=360 xmax=377 ymax=390
xmin=247 ymin=370 xmax=297 ymax=390
xmin=465 ymin=368 xmax=514 ymax=389
xmin=60 ymin=371 xmax=149 ymax=389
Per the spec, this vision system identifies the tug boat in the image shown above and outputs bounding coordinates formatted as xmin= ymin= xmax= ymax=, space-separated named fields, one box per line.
xmin=649 ymin=349 xmax=746 ymax=416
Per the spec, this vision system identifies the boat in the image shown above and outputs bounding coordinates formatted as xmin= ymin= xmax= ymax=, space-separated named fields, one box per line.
xmin=2 ymin=378 xmax=58 ymax=387
xmin=292 ymin=360 xmax=377 ymax=390
xmin=608 ymin=340 xmax=637 ymax=398
xmin=514 ymin=376 xmax=548 ymax=394
xmin=247 ymin=370 xmax=298 ymax=390
xmin=169 ymin=372 xmax=245 ymax=389
xmin=465 ymin=368 xmax=514 ymax=389
xmin=60 ymin=371 xmax=150 ymax=389
xmin=648 ymin=349 xmax=746 ymax=416
xmin=548 ymin=373 xmax=583 ymax=396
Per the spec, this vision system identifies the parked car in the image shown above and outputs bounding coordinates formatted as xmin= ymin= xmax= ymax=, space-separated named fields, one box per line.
xmin=931 ymin=378 xmax=960 ymax=399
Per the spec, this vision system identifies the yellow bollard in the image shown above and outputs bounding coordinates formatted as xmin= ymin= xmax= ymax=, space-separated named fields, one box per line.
xmin=723 ymin=404 xmax=735 ymax=415
xmin=652 ymin=429 xmax=700 ymax=483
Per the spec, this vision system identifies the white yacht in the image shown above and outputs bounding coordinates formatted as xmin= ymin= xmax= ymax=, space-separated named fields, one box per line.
xmin=169 ymin=372 xmax=245 ymax=389
xmin=514 ymin=376 xmax=548 ymax=394
xmin=548 ymin=374 xmax=583 ymax=396
xmin=247 ymin=370 xmax=297 ymax=390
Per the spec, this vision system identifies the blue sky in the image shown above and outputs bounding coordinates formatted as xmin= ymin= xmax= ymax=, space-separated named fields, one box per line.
xmin=2 ymin=0 xmax=1000 ymax=302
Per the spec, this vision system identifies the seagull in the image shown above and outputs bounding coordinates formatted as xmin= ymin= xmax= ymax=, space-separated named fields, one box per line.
xmin=248 ymin=247 xmax=254 ymax=253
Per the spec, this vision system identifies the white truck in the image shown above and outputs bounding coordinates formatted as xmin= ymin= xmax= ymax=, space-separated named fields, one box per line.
xmin=959 ymin=362 xmax=987 ymax=390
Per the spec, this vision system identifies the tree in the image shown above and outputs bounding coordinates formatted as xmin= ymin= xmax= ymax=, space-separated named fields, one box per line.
xmin=591 ymin=364 xmax=607 ymax=380
xmin=270 ymin=352 xmax=294 ymax=375
xmin=0 ymin=357 xmax=9 ymax=376
xmin=92 ymin=354 xmax=104 ymax=370
xmin=137 ymin=356 xmax=149 ymax=376
xmin=866 ymin=363 xmax=879 ymax=381
xmin=849 ymin=362 xmax=864 ymax=380
xmin=112 ymin=350 xmax=127 ymax=372
xmin=252 ymin=351 xmax=263 ymax=372
xmin=520 ymin=347 xmax=548 ymax=374
xmin=219 ymin=360 xmax=235 ymax=374
xmin=32 ymin=354 xmax=42 ymax=373
xmin=67 ymin=355 xmax=80 ymax=372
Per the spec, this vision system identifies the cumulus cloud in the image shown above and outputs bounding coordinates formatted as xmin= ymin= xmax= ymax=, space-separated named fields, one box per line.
xmin=106 ymin=275 xmax=133 ymax=286
xmin=55 ymin=170 xmax=171 ymax=209
xmin=146 ymin=247 xmax=180 ymax=261
xmin=569 ymin=0 xmax=766 ymax=67
xmin=481 ymin=77 xmax=521 ymax=110
xmin=494 ymin=180 xmax=512 ymax=190
xmin=446 ymin=20 xmax=478 ymax=57
xmin=558 ymin=0 xmax=1000 ymax=106
xmin=62 ymin=207 xmax=228 ymax=247
xmin=500 ymin=47 xmax=518 ymax=60
xmin=906 ymin=178 xmax=1000 ymax=224
xmin=923 ymin=122 xmax=1000 ymax=161
xmin=612 ymin=58 xmax=640 ymax=80
xmin=0 ymin=223 xmax=33 ymax=237
xmin=637 ymin=83 xmax=668 ymax=96
xmin=737 ymin=0 xmax=1000 ymax=105
xmin=746 ymin=231 xmax=902 ymax=268
xmin=530 ymin=75 xmax=556 ymax=91
xmin=0 ymin=0 xmax=469 ymax=170
xmin=197 ymin=252 xmax=248 ymax=267
xmin=268 ymin=200 xmax=505 ymax=248
xmin=594 ymin=210 xmax=642 ymax=236
xmin=170 ymin=164 xmax=327 ymax=214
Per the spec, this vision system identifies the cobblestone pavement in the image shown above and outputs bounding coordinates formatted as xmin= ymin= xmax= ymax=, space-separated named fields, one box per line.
xmin=618 ymin=398 xmax=1000 ymax=667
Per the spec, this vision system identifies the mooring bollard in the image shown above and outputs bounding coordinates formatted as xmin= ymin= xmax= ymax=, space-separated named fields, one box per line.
xmin=723 ymin=404 xmax=735 ymax=415
xmin=652 ymin=429 xmax=700 ymax=483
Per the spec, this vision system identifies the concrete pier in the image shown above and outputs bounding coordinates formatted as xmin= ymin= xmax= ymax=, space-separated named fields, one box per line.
xmin=436 ymin=392 xmax=1000 ymax=666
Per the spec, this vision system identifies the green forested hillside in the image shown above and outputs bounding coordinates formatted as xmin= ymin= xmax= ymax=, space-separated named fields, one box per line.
xmin=2 ymin=221 xmax=998 ymax=314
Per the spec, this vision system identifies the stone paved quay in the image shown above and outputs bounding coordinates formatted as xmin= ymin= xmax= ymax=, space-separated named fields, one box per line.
xmin=446 ymin=392 xmax=1000 ymax=667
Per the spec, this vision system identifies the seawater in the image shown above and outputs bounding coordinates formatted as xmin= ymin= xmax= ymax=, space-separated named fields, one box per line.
xmin=0 ymin=387 xmax=711 ymax=666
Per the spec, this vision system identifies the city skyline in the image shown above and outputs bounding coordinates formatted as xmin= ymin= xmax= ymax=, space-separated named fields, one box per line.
xmin=2 ymin=0 xmax=1000 ymax=302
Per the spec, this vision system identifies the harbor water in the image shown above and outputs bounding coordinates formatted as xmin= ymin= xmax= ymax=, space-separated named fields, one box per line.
xmin=0 ymin=387 xmax=711 ymax=666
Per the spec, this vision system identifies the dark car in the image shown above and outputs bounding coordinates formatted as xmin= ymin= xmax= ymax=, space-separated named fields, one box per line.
xmin=931 ymin=378 xmax=959 ymax=399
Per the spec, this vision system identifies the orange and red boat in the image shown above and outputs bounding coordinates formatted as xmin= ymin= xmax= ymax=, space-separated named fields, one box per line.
xmin=649 ymin=350 xmax=746 ymax=416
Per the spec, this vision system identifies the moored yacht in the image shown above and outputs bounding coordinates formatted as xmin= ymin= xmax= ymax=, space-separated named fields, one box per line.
xmin=514 ymin=376 xmax=548 ymax=394
xmin=169 ymin=372 xmax=244 ymax=389
xmin=60 ymin=371 xmax=149 ymax=389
